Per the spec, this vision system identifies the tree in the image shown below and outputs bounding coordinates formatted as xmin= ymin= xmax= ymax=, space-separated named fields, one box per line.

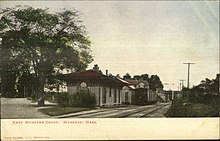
xmin=140 ymin=74 xmax=149 ymax=81
xmin=17 ymin=73 xmax=39 ymax=98
xmin=0 ymin=6 xmax=93 ymax=106
xmin=133 ymin=73 xmax=163 ymax=90
xmin=211 ymin=74 xmax=219 ymax=95
xmin=123 ymin=73 xmax=132 ymax=80
xmin=0 ymin=37 xmax=24 ymax=97
xmin=133 ymin=75 xmax=141 ymax=80
xmin=0 ymin=67 xmax=17 ymax=98
xmin=133 ymin=74 xmax=149 ymax=81
xmin=184 ymin=74 xmax=219 ymax=103
xmin=148 ymin=75 xmax=163 ymax=90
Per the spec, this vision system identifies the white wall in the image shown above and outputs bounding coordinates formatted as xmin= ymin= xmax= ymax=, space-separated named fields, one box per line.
xmin=99 ymin=87 xmax=122 ymax=106
xmin=67 ymin=86 xmax=78 ymax=95
xmin=67 ymin=84 xmax=122 ymax=106
xmin=121 ymin=86 xmax=133 ymax=104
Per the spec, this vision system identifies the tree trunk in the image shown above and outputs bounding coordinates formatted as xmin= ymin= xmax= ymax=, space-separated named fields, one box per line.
xmin=37 ymin=73 xmax=46 ymax=106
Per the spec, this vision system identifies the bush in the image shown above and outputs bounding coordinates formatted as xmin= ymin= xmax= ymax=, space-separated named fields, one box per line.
xmin=70 ymin=91 xmax=96 ymax=108
xmin=57 ymin=92 xmax=69 ymax=107
xmin=56 ymin=91 xmax=97 ymax=108
xmin=165 ymin=97 xmax=220 ymax=117
xmin=45 ymin=92 xmax=59 ymax=103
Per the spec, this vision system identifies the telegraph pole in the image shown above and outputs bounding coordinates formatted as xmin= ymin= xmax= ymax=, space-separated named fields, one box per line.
xmin=163 ymin=83 xmax=174 ymax=102
xmin=183 ymin=63 xmax=195 ymax=88
xmin=183 ymin=62 xmax=195 ymax=101
xmin=179 ymin=79 xmax=185 ymax=100
xmin=179 ymin=79 xmax=185 ymax=90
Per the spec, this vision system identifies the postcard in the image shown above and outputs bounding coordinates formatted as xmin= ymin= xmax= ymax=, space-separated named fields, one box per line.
xmin=1 ymin=0 xmax=219 ymax=140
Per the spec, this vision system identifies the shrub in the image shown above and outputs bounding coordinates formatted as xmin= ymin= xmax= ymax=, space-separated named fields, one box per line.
xmin=57 ymin=92 xmax=69 ymax=107
xmin=45 ymin=92 xmax=60 ymax=103
xmin=70 ymin=91 xmax=96 ymax=108
xmin=165 ymin=96 xmax=220 ymax=117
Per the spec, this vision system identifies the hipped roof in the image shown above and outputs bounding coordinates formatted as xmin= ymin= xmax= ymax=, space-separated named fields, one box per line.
xmin=125 ymin=79 xmax=149 ymax=86
xmin=64 ymin=70 xmax=105 ymax=78
xmin=63 ymin=70 xmax=128 ymax=86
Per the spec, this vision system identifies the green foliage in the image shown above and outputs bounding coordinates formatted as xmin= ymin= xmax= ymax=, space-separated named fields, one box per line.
xmin=0 ymin=70 xmax=17 ymax=98
xmin=55 ymin=91 xmax=97 ymax=108
xmin=133 ymin=75 xmax=141 ymax=80
xmin=123 ymin=73 xmax=132 ymax=80
xmin=165 ymin=98 xmax=219 ymax=117
xmin=122 ymin=73 xmax=163 ymax=90
xmin=70 ymin=91 xmax=97 ymax=108
xmin=148 ymin=75 xmax=163 ymax=90
xmin=17 ymin=73 xmax=39 ymax=98
xmin=44 ymin=75 xmax=66 ymax=93
xmin=1 ymin=6 xmax=93 ymax=73
xmin=44 ymin=92 xmax=58 ymax=103
xmin=167 ymin=74 xmax=220 ymax=117
xmin=165 ymin=98 xmax=192 ymax=117
xmin=0 ymin=6 xmax=93 ymax=103
xmin=56 ymin=92 xmax=70 ymax=107
xmin=182 ymin=74 xmax=219 ymax=105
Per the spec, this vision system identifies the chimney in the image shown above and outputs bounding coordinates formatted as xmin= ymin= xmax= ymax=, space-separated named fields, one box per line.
xmin=93 ymin=64 xmax=99 ymax=72
xmin=106 ymin=70 xmax=108 ymax=76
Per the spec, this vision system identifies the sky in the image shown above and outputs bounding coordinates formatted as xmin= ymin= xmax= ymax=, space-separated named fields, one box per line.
xmin=1 ymin=1 xmax=219 ymax=90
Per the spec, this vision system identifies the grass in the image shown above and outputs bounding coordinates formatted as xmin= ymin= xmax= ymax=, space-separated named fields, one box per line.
xmin=191 ymin=103 xmax=219 ymax=117
xmin=165 ymin=98 xmax=219 ymax=117
xmin=38 ymin=107 xmax=95 ymax=116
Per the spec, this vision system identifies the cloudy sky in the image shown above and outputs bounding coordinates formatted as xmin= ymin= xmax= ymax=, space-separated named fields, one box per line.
xmin=1 ymin=1 xmax=219 ymax=90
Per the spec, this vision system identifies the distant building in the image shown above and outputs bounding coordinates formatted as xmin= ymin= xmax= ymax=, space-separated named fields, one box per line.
xmin=125 ymin=80 xmax=149 ymax=89
xmin=119 ymin=79 xmax=157 ymax=105
xmin=156 ymin=88 xmax=166 ymax=102
xmin=163 ymin=90 xmax=180 ymax=102
xmin=121 ymin=85 xmax=136 ymax=105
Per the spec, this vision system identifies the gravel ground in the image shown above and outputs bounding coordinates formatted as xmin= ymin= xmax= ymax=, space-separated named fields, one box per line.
xmin=1 ymin=98 xmax=56 ymax=119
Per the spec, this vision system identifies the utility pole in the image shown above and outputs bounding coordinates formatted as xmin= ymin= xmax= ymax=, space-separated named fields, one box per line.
xmin=183 ymin=62 xmax=195 ymax=101
xmin=183 ymin=63 xmax=195 ymax=88
xmin=163 ymin=83 xmax=174 ymax=102
xmin=179 ymin=79 xmax=185 ymax=100
xmin=179 ymin=79 xmax=185 ymax=91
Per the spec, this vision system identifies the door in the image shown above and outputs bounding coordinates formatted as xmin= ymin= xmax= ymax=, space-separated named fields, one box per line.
xmin=114 ymin=89 xmax=117 ymax=103
xmin=118 ymin=90 xmax=120 ymax=103
xmin=125 ymin=92 xmax=129 ymax=103
xmin=102 ymin=87 xmax=106 ymax=103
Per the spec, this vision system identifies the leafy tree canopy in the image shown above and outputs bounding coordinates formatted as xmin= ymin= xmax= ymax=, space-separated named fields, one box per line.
xmin=148 ymin=75 xmax=163 ymax=90
xmin=0 ymin=6 xmax=93 ymax=105
xmin=192 ymin=74 xmax=219 ymax=95
xmin=123 ymin=73 xmax=132 ymax=80
xmin=122 ymin=73 xmax=163 ymax=90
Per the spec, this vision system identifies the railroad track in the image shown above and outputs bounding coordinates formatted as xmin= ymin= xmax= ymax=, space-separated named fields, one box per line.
xmin=122 ymin=103 xmax=170 ymax=118
xmin=56 ymin=103 xmax=171 ymax=118
xmin=55 ymin=108 xmax=110 ymax=118
xmin=140 ymin=104 xmax=169 ymax=117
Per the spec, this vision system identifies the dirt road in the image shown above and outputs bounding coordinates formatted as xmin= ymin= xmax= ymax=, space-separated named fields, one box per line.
xmin=1 ymin=98 xmax=54 ymax=119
